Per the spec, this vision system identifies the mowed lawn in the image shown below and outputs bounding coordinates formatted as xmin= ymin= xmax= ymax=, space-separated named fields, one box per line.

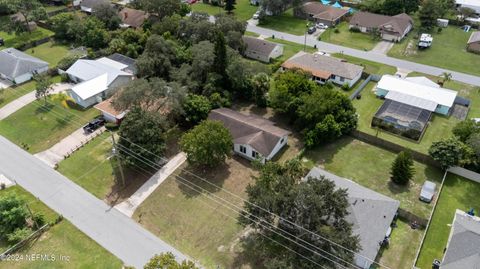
xmin=0 ymin=96 xmax=99 ymax=153
xmin=332 ymin=53 xmax=397 ymax=75
xmin=416 ymin=174 xmax=480 ymax=269
xmin=134 ymin=157 xmax=257 ymax=268
xmin=304 ymin=137 xmax=444 ymax=219
xmin=388 ymin=26 xmax=480 ymax=76
xmin=265 ymin=37 xmax=316 ymax=62
xmin=321 ymin=22 xmax=378 ymax=51
xmin=0 ymin=76 xmax=61 ymax=109
xmin=259 ymin=8 xmax=308 ymax=35
xmin=0 ymin=186 xmax=122 ymax=269
xmin=190 ymin=0 xmax=257 ymax=21
xmin=0 ymin=27 xmax=54 ymax=49
xmin=25 ymin=42 xmax=70 ymax=67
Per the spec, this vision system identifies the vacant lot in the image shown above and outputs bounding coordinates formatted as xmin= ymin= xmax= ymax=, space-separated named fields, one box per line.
xmin=191 ymin=0 xmax=257 ymax=21
xmin=416 ymin=174 xmax=480 ymax=269
xmin=57 ymin=132 xmax=151 ymax=204
xmin=305 ymin=137 xmax=444 ymax=219
xmin=134 ymin=157 xmax=257 ymax=268
xmin=0 ymin=186 xmax=122 ymax=269
xmin=0 ymin=27 xmax=54 ymax=49
xmin=388 ymin=26 xmax=480 ymax=76
xmin=0 ymin=96 xmax=99 ymax=153
xmin=321 ymin=22 xmax=378 ymax=51
xmin=259 ymin=8 xmax=307 ymax=35
xmin=26 ymin=42 xmax=70 ymax=67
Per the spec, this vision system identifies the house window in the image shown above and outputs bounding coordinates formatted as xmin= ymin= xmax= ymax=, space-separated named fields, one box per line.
xmin=339 ymin=76 xmax=345 ymax=82
xmin=280 ymin=138 xmax=285 ymax=144
xmin=251 ymin=150 xmax=258 ymax=158
xmin=240 ymin=145 xmax=247 ymax=154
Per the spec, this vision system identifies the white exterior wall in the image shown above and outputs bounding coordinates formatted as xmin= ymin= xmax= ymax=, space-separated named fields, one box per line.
xmin=81 ymin=6 xmax=92 ymax=13
xmin=349 ymin=24 xmax=368 ymax=33
xmin=67 ymin=90 xmax=98 ymax=108
xmin=329 ymin=72 xmax=361 ymax=88
xmin=13 ymin=65 xmax=48 ymax=84
xmin=102 ymin=112 xmax=118 ymax=123
xmin=268 ymin=45 xmax=284 ymax=60
xmin=244 ymin=50 xmax=270 ymax=63
xmin=266 ymin=135 xmax=288 ymax=160
xmin=457 ymin=2 xmax=480 ymax=14
xmin=233 ymin=135 xmax=288 ymax=163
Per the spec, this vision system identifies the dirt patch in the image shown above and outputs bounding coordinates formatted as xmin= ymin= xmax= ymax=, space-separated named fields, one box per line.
xmin=104 ymin=167 xmax=152 ymax=206
xmin=403 ymin=40 xmax=417 ymax=57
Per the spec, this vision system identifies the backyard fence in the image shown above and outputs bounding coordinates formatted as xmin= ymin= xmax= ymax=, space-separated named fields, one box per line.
xmin=349 ymin=73 xmax=381 ymax=100
xmin=448 ymin=166 xmax=480 ymax=183
xmin=0 ymin=224 xmax=49 ymax=258
xmin=16 ymin=36 xmax=52 ymax=51
xmin=397 ymin=208 xmax=428 ymax=228
xmin=350 ymin=130 xmax=441 ymax=168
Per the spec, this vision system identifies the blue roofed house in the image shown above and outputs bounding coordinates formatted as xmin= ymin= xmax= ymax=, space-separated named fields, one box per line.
xmin=65 ymin=57 xmax=134 ymax=108
xmin=0 ymin=48 xmax=49 ymax=84
xmin=306 ymin=167 xmax=400 ymax=269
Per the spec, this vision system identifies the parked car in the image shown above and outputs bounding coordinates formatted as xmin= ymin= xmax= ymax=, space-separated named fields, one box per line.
xmin=316 ymin=23 xmax=328 ymax=29
xmin=83 ymin=117 xmax=106 ymax=134
xmin=0 ymin=38 xmax=4 ymax=46
xmin=307 ymin=26 xmax=316 ymax=34
xmin=419 ymin=180 xmax=436 ymax=203
xmin=253 ymin=11 xmax=260 ymax=20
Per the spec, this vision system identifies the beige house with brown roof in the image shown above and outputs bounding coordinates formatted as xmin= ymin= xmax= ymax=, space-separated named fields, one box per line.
xmin=294 ymin=2 xmax=349 ymax=26
xmin=208 ymin=108 xmax=290 ymax=163
xmin=119 ymin=7 xmax=148 ymax=29
xmin=242 ymin=36 xmax=283 ymax=63
xmin=281 ymin=52 xmax=364 ymax=87
xmin=94 ymin=97 xmax=126 ymax=124
xmin=467 ymin=32 xmax=480 ymax=53
xmin=349 ymin=12 xmax=413 ymax=42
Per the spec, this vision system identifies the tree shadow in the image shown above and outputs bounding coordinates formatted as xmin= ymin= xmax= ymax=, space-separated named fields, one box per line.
xmin=231 ymin=233 xmax=266 ymax=269
xmin=34 ymin=102 xmax=54 ymax=114
xmin=387 ymin=180 xmax=410 ymax=195
xmin=303 ymin=136 xmax=355 ymax=166
xmin=53 ymin=114 xmax=74 ymax=130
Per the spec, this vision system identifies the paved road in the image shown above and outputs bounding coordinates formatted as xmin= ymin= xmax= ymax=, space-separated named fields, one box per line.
xmin=0 ymin=135 xmax=190 ymax=268
xmin=115 ymin=152 xmax=186 ymax=217
xmin=246 ymin=23 xmax=480 ymax=86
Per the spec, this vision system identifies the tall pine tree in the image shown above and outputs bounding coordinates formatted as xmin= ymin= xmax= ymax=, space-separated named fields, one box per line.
xmin=390 ymin=151 xmax=415 ymax=185
xmin=213 ymin=31 xmax=228 ymax=87
xmin=225 ymin=0 xmax=236 ymax=13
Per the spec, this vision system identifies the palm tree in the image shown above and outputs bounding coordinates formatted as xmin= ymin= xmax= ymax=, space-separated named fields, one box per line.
xmin=52 ymin=92 xmax=73 ymax=109
xmin=441 ymin=72 xmax=452 ymax=84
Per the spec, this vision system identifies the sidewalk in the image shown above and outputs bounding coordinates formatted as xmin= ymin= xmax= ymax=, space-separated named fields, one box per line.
xmin=0 ymin=83 xmax=73 ymax=120
xmin=35 ymin=126 xmax=106 ymax=167
xmin=115 ymin=152 xmax=187 ymax=217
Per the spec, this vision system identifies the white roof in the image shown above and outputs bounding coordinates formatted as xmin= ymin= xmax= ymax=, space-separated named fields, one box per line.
xmin=405 ymin=76 xmax=440 ymax=88
xmin=71 ymin=73 xmax=109 ymax=100
xmin=385 ymin=91 xmax=438 ymax=111
xmin=66 ymin=59 xmax=131 ymax=85
xmin=456 ymin=0 xmax=480 ymax=8
xmin=377 ymin=75 xmax=457 ymax=108
xmin=96 ymin=57 xmax=128 ymax=70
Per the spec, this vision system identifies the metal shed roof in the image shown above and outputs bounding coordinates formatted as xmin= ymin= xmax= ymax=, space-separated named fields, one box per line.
xmin=385 ymin=91 xmax=438 ymax=111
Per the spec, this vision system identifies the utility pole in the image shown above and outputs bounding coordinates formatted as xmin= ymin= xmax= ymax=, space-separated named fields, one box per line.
xmin=111 ymin=133 xmax=126 ymax=187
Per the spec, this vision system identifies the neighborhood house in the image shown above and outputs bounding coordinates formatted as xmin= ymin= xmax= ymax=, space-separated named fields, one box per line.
xmin=456 ymin=0 xmax=480 ymax=15
xmin=66 ymin=56 xmax=134 ymax=108
xmin=440 ymin=209 xmax=480 ymax=268
xmin=208 ymin=108 xmax=290 ymax=163
xmin=242 ymin=36 xmax=283 ymax=63
xmin=306 ymin=168 xmax=400 ymax=269
xmin=467 ymin=32 xmax=480 ymax=54
xmin=349 ymin=12 xmax=413 ymax=42
xmin=79 ymin=0 xmax=110 ymax=13
xmin=119 ymin=7 xmax=148 ymax=29
xmin=281 ymin=52 xmax=364 ymax=87
xmin=0 ymin=48 xmax=49 ymax=84
xmin=94 ymin=97 xmax=126 ymax=124
xmin=294 ymin=2 xmax=349 ymax=26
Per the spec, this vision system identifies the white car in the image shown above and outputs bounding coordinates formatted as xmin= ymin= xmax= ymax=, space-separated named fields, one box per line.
xmin=316 ymin=23 xmax=328 ymax=29
xmin=420 ymin=181 xmax=436 ymax=203
xmin=253 ymin=11 xmax=260 ymax=20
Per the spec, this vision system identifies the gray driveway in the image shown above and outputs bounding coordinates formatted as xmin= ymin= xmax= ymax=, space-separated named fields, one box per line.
xmin=0 ymin=135 xmax=190 ymax=268
xmin=246 ymin=23 xmax=480 ymax=86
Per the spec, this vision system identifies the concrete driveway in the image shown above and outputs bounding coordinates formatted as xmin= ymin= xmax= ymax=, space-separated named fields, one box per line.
xmin=370 ymin=41 xmax=394 ymax=54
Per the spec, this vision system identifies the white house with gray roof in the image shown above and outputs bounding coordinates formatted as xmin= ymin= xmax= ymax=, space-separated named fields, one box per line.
xmin=282 ymin=52 xmax=364 ymax=87
xmin=0 ymin=48 xmax=49 ymax=84
xmin=441 ymin=209 xmax=480 ymax=268
xmin=306 ymin=167 xmax=400 ymax=269
xmin=242 ymin=36 xmax=283 ymax=63
xmin=66 ymin=57 xmax=133 ymax=108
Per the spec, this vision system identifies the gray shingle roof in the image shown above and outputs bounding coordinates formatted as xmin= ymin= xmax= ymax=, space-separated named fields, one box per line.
xmin=208 ymin=108 xmax=290 ymax=157
xmin=81 ymin=0 xmax=109 ymax=9
xmin=306 ymin=167 xmax=400 ymax=266
xmin=242 ymin=36 xmax=280 ymax=58
xmin=350 ymin=12 xmax=413 ymax=37
xmin=468 ymin=32 xmax=480 ymax=44
xmin=441 ymin=209 xmax=480 ymax=269
xmin=302 ymin=2 xmax=349 ymax=21
xmin=0 ymin=48 xmax=48 ymax=80
xmin=282 ymin=52 xmax=364 ymax=79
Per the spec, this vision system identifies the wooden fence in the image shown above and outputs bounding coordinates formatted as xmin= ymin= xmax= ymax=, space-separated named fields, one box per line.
xmin=0 ymin=224 xmax=49 ymax=258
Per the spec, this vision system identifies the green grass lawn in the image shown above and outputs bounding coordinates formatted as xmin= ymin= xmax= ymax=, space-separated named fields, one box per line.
xmin=0 ymin=76 xmax=61 ymax=109
xmin=332 ymin=53 xmax=397 ymax=75
xmin=0 ymin=27 xmax=54 ymax=49
xmin=190 ymin=0 xmax=257 ymax=21
xmin=265 ymin=37 xmax=316 ymax=62
xmin=258 ymin=8 xmax=308 ymax=35
xmin=134 ymin=158 xmax=257 ymax=268
xmin=25 ymin=42 xmax=70 ymax=67
xmin=375 ymin=219 xmax=423 ymax=269
xmin=304 ymin=137 xmax=444 ymax=219
xmin=44 ymin=5 xmax=67 ymax=13
xmin=0 ymin=186 xmax=123 ymax=269
xmin=388 ymin=26 xmax=480 ymax=76
xmin=416 ymin=174 xmax=480 ymax=269
xmin=321 ymin=22 xmax=378 ymax=51
xmin=0 ymin=95 xmax=100 ymax=153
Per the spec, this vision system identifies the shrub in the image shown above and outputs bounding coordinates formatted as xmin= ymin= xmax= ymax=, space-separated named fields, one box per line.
xmin=57 ymin=55 xmax=81 ymax=71
xmin=390 ymin=151 xmax=414 ymax=185
xmin=60 ymin=73 xmax=69 ymax=82
xmin=349 ymin=27 xmax=361 ymax=33
xmin=105 ymin=122 xmax=119 ymax=130
xmin=0 ymin=183 xmax=5 ymax=190
xmin=7 ymin=227 xmax=32 ymax=244
xmin=334 ymin=28 xmax=340 ymax=34
xmin=33 ymin=213 xmax=46 ymax=229
xmin=341 ymin=83 xmax=350 ymax=91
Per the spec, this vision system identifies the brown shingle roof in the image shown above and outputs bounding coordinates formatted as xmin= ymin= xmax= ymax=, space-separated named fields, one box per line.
xmin=242 ymin=36 xmax=280 ymax=58
xmin=468 ymin=32 xmax=480 ymax=44
xmin=281 ymin=52 xmax=364 ymax=80
xmin=94 ymin=98 xmax=125 ymax=119
xmin=119 ymin=7 xmax=148 ymax=28
xmin=350 ymin=11 xmax=413 ymax=36
xmin=208 ymin=108 xmax=290 ymax=157
xmin=302 ymin=2 xmax=349 ymax=22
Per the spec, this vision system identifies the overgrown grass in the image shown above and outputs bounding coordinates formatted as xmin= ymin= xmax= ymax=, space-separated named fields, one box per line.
xmin=190 ymin=0 xmax=257 ymax=21
xmin=321 ymin=22 xmax=378 ymax=51
xmin=416 ymin=173 xmax=480 ymax=269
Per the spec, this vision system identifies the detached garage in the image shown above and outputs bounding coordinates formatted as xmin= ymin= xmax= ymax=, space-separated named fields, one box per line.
xmin=0 ymin=48 xmax=49 ymax=84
